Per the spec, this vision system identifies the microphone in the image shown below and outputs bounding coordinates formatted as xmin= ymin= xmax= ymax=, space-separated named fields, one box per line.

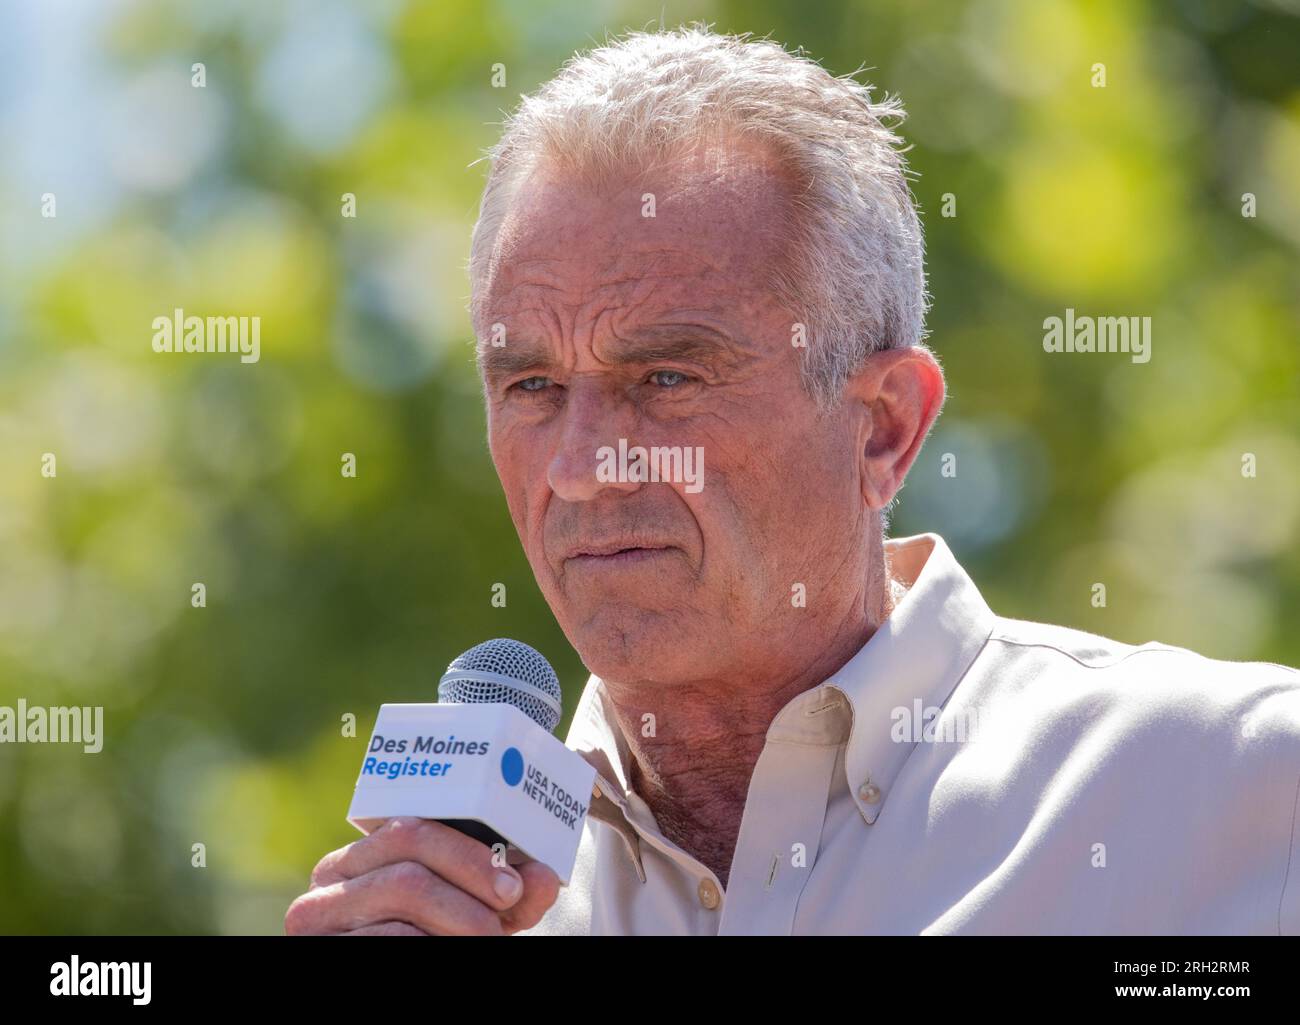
xmin=434 ymin=639 xmax=563 ymax=847
xmin=347 ymin=639 xmax=597 ymax=884
xmin=437 ymin=638 xmax=564 ymax=732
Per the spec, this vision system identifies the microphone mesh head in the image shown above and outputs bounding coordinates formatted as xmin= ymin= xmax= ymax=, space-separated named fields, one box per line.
xmin=437 ymin=638 xmax=563 ymax=734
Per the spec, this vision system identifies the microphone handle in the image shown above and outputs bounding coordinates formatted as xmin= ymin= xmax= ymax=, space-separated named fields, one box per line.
xmin=440 ymin=818 xmax=509 ymax=849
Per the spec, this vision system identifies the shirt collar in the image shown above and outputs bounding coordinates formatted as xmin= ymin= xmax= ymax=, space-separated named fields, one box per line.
xmin=565 ymin=674 xmax=650 ymax=880
xmin=816 ymin=532 xmax=995 ymax=823
xmin=563 ymin=532 xmax=996 ymax=863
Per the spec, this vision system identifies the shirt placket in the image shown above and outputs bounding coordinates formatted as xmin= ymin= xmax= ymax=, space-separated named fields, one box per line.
xmin=716 ymin=736 xmax=842 ymax=935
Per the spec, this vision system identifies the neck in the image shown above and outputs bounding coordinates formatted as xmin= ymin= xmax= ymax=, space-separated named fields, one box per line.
xmin=603 ymin=543 xmax=895 ymax=887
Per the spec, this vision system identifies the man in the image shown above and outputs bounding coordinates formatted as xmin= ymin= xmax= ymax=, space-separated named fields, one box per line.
xmin=285 ymin=27 xmax=1300 ymax=936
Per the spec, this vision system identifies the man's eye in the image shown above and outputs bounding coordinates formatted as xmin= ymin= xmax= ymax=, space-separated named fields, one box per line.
xmin=512 ymin=376 xmax=552 ymax=393
xmin=648 ymin=369 xmax=691 ymax=388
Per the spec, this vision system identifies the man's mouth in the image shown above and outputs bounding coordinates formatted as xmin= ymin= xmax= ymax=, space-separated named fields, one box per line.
xmin=564 ymin=543 xmax=675 ymax=567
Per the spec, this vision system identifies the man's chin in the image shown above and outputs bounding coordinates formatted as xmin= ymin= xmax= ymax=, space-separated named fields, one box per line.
xmin=563 ymin=607 xmax=695 ymax=684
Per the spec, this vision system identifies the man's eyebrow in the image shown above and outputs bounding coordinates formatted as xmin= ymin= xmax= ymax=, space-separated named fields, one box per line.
xmin=478 ymin=325 xmax=737 ymax=383
xmin=478 ymin=342 xmax=553 ymax=383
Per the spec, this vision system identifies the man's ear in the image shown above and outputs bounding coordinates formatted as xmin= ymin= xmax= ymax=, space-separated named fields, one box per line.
xmin=845 ymin=345 xmax=946 ymax=511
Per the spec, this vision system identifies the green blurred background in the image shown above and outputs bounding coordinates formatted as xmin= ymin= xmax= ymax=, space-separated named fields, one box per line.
xmin=0 ymin=0 xmax=1297 ymax=933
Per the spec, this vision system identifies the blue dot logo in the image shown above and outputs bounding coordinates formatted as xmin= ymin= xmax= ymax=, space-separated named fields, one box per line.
xmin=501 ymin=747 xmax=524 ymax=786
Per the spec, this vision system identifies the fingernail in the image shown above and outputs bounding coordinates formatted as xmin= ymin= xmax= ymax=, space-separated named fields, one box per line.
xmin=494 ymin=870 xmax=522 ymax=902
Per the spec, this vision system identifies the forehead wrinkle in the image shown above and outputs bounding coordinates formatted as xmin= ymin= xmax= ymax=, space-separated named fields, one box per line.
xmin=499 ymin=250 xmax=727 ymax=302
xmin=491 ymin=252 xmax=713 ymax=311
xmin=492 ymin=180 xmax=776 ymax=311
xmin=595 ymin=315 xmax=764 ymax=371
xmin=484 ymin=158 xmax=794 ymax=371
xmin=477 ymin=304 xmax=572 ymax=380
xmin=479 ymin=312 xmax=750 ymax=380
xmin=491 ymin=264 xmax=738 ymax=349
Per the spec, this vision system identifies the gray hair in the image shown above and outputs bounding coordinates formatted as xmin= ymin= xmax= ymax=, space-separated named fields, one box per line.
xmin=468 ymin=25 xmax=929 ymax=408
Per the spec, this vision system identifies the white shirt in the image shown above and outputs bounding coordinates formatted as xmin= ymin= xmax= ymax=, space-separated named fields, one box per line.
xmin=519 ymin=533 xmax=1300 ymax=935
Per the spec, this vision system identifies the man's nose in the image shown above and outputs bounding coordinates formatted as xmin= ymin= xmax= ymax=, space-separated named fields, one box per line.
xmin=546 ymin=378 xmax=641 ymax=503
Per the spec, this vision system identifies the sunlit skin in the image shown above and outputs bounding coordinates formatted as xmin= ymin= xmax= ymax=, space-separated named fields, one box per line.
xmin=479 ymin=135 xmax=945 ymax=885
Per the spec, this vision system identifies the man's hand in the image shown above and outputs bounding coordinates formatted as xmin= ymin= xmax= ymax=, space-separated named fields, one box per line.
xmin=284 ymin=817 xmax=561 ymax=935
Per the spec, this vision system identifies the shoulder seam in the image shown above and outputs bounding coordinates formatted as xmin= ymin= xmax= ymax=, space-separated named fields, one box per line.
xmin=989 ymin=635 xmax=1300 ymax=680
xmin=987 ymin=634 xmax=1188 ymax=671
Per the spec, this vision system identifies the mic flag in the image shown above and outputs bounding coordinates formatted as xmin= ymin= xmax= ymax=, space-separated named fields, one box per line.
xmin=347 ymin=640 xmax=596 ymax=885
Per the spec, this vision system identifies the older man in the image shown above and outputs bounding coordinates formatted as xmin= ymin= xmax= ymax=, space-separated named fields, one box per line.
xmin=286 ymin=27 xmax=1300 ymax=936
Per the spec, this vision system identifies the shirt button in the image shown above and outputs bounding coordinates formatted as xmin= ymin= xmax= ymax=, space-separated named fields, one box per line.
xmin=858 ymin=781 xmax=882 ymax=804
xmin=697 ymin=878 xmax=721 ymax=910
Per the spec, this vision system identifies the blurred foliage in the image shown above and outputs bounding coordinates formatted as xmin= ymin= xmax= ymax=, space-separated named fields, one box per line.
xmin=0 ymin=0 xmax=1297 ymax=933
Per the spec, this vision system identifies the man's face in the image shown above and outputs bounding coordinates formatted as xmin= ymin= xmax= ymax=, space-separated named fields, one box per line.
xmin=479 ymin=138 xmax=870 ymax=685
